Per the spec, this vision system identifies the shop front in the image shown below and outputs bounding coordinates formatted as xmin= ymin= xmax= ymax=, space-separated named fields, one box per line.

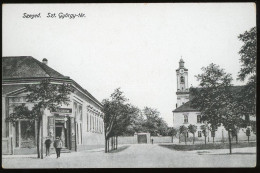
xmin=48 ymin=108 xmax=77 ymax=151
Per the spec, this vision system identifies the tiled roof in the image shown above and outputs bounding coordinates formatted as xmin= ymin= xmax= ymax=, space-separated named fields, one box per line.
xmin=2 ymin=56 xmax=102 ymax=107
xmin=173 ymin=101 xmax=198 ymax=112
xmin=2 ymin=56 xmax=67 ymax=79
xmin=173 ymin=86 xmax=245 ymax=113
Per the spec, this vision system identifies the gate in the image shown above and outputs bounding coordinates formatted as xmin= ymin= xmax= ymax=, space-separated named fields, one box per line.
xmin=137 ymin=134 xmax=147 ymax=144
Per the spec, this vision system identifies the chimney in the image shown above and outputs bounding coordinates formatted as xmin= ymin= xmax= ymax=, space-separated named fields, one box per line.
xmin=42 ymin=58 xmax=48 ymax=65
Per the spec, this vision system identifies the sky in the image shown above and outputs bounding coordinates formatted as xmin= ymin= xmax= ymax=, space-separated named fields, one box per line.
xmin=2 ymin=3 xmax=256 ymax=126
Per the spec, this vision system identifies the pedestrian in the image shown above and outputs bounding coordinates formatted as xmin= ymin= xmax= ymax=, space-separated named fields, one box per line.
xmin=151 ymin=138 xmax=154 ymax=144
xmin=44 ymin=137 xmax=52 ymax=156
xmin=53 ymin=137 xmax=63 ymax=158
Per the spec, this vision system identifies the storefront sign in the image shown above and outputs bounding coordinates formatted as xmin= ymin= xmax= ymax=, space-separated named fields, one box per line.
xmin=52 ymin=108 xmax=72 ymax=114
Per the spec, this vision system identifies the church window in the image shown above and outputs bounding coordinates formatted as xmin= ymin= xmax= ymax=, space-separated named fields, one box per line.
xmin=180 ymin=76 xmax=185 ymax=83
xmin=198 ymin=131 xmax=202 ymax=137
xmin=184 ymin=115 xmax=188 ymax=123
xmin=197 ymin=115 xmax=201 ymax=123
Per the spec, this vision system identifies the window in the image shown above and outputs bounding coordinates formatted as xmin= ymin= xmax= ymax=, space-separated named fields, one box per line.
xmin=15 ymin=120 xmax=36 ymax=148
xmin=180 ymin=76 xmax=185 ymax=83
xmin=198 ymin=131 xmax=202 ymax=137
xmin=184 ymin=115 xmax=188 ymax=123
xmin=79 ymin=105 xmax=82 ymax=121
xmin=74 ymin=101 xmax=82 ymax=144
xmin=197 ymin=115 xmax=201 ymax=123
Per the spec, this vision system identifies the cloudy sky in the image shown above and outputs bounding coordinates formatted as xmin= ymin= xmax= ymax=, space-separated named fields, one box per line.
xmin=3 ymin=3 xmax=256 ymax=126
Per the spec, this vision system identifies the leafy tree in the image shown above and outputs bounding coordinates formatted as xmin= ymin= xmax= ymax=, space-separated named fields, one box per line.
xmin=122 ymin=106 xmax=144 ymax=136
xmin=142 ymin=107 xmax=169 ymax=136
xmin=237 ymin=27 xmax=256 ymax=82
xmin=102 ymin=88 xmax=137 ymax=152
xmin=190 ymin=64 xmax=245 ymax=154
xmin=168 ymin=127 xmax=178 ymax=143
xmin=237 ymin=27 xmax=256 ymax=129
xmin=188 ymin=124 xmax=197 ymax=144
xmin=6 ymin=79 xmax=73 ymax=159
xmin=200 ymin=125 xmax=208 ymax=145
xmin=208 ymin=124 xmax=218 ymax=144
xmin=179 ymin=125 xmax=188 ymax=145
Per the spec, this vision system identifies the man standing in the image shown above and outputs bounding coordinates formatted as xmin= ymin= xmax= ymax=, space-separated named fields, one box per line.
xmin=53 ymin=137 xmax=63 ymax=158
xmin=44 ymin=137 xmax=52 ymax=156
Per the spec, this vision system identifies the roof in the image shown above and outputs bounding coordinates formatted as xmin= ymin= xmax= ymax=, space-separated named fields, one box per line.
xmin=173 ymin=101 xmax=198 ymax=112
xmin=2 ymin=56 xmax=102 ymax=108
xmin=173 ymin=85 xmax=245 ymax=113
xmin=2 ymin=56 xmax=67 ymax=79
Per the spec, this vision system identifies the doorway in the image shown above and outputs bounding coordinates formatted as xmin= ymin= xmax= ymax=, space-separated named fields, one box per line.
xmin=138 ymin=134 xmax=147 ymax=144
xmin=55 ymin=121 xmax=68 ymax=148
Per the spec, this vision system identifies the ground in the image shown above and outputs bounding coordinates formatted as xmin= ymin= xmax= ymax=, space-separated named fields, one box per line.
xmin=2 ymin=144 xmax=256 ymax=168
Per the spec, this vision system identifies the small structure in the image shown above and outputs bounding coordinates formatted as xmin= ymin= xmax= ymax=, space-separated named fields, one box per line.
xmin=134 ymin=133 xmax=150 ymax=144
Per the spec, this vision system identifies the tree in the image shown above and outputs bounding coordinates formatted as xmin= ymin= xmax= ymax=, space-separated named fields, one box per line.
xmin=6 ymin=79 xmax=73 ymax=159
xmin=102 ymin=88 xmax=135 ymax=152
xmin=200 ymin=125 xmax=207 ymax=145
xmin=237 ymin=27 xmax=256 ymax=132
xmin=237 ymin=27 xmax=256 ymax=82
xmin=179 ymin=125 xmax=188 ymax=145
xmin=188 ymin=124 xmax=197 ymax=144
xmin=208 ymin=124 xmax=218 ymax=144
xmin=142 ymin=107 xmax=169 ymax=136
xmin=190 ymin=64 xmax=244 ymax=154
xmin=168 ymin=127 xmax=178 ymax=143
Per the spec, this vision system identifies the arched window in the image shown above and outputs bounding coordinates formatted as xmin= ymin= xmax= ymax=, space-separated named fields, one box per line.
xmin=180 ymin=76 xmax=185 ymax=83
xmin=184 ymin=114 xmax=188 ymax=123
xmin=197 ymin=115 xmax=201 ymax=123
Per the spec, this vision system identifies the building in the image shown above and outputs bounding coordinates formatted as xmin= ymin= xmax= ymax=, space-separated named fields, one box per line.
xmin=2 ymin=56 xmax=105 ymax=155
xmin=172 ymin=58 xmax=256 ymax=142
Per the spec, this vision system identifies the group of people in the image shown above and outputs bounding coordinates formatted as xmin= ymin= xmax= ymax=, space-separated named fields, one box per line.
xmin=45 ymin=136 xmax=63 ymax=158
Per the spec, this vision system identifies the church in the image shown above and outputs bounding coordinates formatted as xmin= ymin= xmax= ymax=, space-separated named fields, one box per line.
xmin=172 ymin=58 xmax=256 ymax=143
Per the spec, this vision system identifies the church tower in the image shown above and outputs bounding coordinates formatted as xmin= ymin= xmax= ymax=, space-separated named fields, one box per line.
xmin=176 ymin=58 xmax=189 ymax=108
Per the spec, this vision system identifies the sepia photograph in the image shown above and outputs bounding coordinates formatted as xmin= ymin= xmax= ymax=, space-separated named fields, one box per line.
xmin=2 ymin=3 xmax=256 ymax=168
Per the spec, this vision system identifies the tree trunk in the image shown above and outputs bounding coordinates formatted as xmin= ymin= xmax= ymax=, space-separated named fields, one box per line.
xmin=213 ymin=137 xmax=215 ymax=144
xmin=116 ymin=136 xmax=118 ymax=150
xmin=193 ymin=133 xmax=195 ymax=144
xmin=179 ymin=134 xmax=181 ymax=143
xmin=37 ymin=120 xmax=41 ymax=158
xmin=185 ymin=135 xmax=187 ymax=145
xmin=172 ymin=135 xmax=173 ymax=143
xmin=204 ymin=136 xmax=206 ymax=145
xmin=40 ymin=116 xmax=43 ymax=159
xmin=105 ymin=138 xmax=108 ymax=153
xmin=228 ymin=130 xmax=232 ymax=154
xmin=108 ymin=138 xmax=110 ymax=152
xmin=113 ymin=137 xmax=115 ymax=150
xmin=236 ymin=135 xmax=238 ymax=144
xmin=248 ymin=136 xmax=249 ymax=143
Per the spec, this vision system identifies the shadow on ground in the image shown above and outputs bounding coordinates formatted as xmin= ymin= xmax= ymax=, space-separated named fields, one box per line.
xmin=209 ymin=153 xmax=256 ymax=155
xmin=109 ymin=145 xmax=130 ymax=153
xmin=159 ymin=142 xmax=256 ymax=151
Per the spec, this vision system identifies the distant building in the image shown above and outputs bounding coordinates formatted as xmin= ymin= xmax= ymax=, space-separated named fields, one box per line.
xmin=172 ymin=58 xmax=256 ymax=142
xmin=2 ymin=56 xmax=105 ymax=155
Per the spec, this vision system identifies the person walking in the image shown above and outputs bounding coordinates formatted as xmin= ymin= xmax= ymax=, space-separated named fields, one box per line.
xmin=53 ymin=137 xmax=63 ymax=158
xmin=151 ymin=138 xmax=154 ymax=144
xmin=44 ymin=137 xmax=52 ymax=156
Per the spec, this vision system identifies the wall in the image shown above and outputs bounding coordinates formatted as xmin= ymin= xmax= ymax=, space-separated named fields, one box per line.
xmin=151 ymin=136 xmax=172 ymax=143
xmin=173 ymin=111 xmax=201 ymax=129
xmin=117 ymin=136 xmax=136 ymax=144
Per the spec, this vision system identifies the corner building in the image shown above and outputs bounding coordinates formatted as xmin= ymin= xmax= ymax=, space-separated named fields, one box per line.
xmin=2 ymin=56 xmax=104 ymax=155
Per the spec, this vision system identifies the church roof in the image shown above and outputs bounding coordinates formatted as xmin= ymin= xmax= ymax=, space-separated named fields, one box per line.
xmin=2 ymin=56 xmax=67 ymax=79
xmin=173 ymin=101 xmax=198 ymax=112
xmin=173 ymin=86 xmax=245 ymax=113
